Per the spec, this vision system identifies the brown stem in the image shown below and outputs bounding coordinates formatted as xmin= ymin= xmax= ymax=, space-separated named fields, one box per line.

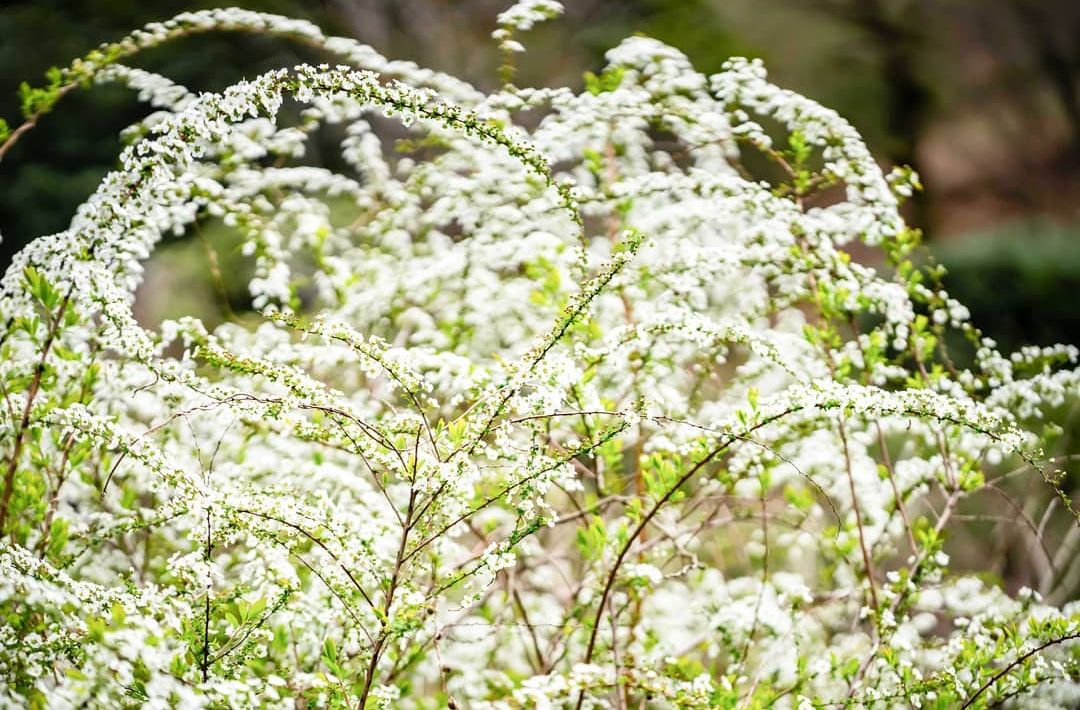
xmin=837 ymin=419 xmax=880 ymax=611
xmin=0 ymin=295 xmax=70 ymax=533
xmin=202 ymin=509 xmax=212 ymax=684
xmin=358 ymin=476 xmax=418 ymax=707
xmin=961 ymin=632 xmax=1080 ymax=709
xmin=573 ymin=411 xmax=794 ymax=710
xmin=511 ymin=583 xmax=547 ymax=674
xmin=0 ymin=84 xmax=76 ymax=162
xmin=847 ymin=489 xmax=962 ymax=696
xmin=873 ymin=421 xmax=918 ymax=555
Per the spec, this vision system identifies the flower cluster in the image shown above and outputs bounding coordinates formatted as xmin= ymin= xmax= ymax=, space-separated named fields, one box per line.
xmin=0 ymin=2 xmax=1078 ymax=707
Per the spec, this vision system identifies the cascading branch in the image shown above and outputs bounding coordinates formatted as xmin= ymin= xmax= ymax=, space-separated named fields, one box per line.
xmin=0 ymin=2 xmax=1078 ymax=707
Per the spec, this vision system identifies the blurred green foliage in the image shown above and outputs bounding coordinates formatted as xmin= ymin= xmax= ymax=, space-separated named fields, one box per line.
xmin=934 ymin=220 xmax=1080 ymax=351
xmin=0 ymin=0 xmax=340 ymax=249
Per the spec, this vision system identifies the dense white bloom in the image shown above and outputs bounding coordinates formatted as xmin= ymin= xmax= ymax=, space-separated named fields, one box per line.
xmin=0 ymin=5 xmax=1076 ymax=709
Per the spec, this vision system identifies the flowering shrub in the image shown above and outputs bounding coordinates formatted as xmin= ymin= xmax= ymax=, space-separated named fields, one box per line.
xmin=1 ymin=3 xmax=1079 ymax=708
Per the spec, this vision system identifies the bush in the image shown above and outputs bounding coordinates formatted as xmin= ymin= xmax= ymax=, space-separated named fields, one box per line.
xmin=933 ymin=220 xmax=1080 ymax=352
xmin=0 ymin=3 xmax=1078 ymax=707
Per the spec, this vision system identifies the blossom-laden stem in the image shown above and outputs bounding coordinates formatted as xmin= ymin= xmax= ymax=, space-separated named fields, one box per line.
xmin=736 ymin=485 xmax=771 ymax=709
xmin=837 ymin=418 xmax=880 ymax=611
xmin=34 ymin=343 xmax=98 ymax=557
xmin=790 ymin=235 xmax=881 ymax=613
xmin=357 ymin=433 xmax=420 ymax=708
xmin=600 ymin=132 xmax=648 ymax=654
xmin=0 ymin=294 xmax=70 ymax=534
xmin=873 ymin=421 xmax=918 ymax=555
xmin=0 ymin=11 xmax=442 ymax=163
xmin=960 ymin=632 xmax=1080 ymax=708
xmin=846 ymin=488 xmax=962 ymax=698
xmin=574 ymin=410 xmax=795 ymax=710
xmin=202 ymin=509 xmax=212 ymax=684
xmin=846 ymin=314 xmax=918 ymax=556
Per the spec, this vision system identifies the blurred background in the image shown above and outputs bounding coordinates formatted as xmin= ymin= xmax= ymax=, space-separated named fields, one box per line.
xmin=0 ymin=0 xmax=1078 ymax=350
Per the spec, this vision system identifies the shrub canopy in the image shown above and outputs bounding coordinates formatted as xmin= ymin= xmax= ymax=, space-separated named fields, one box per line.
xmin=0 ymin=4 xmax=1078 ymax=708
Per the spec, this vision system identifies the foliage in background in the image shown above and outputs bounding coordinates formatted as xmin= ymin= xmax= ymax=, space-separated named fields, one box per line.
xmin=933 ymin=220 xmax=1080 ymax=350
